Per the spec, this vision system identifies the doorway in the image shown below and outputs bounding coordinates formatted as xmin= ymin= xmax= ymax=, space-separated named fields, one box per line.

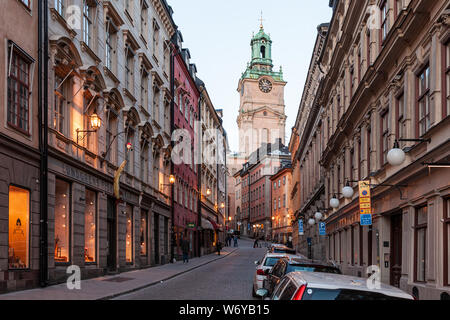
xmin=390 ymin=213 xmax=403 ymax=288
xmin=106 ymin=197 xmax=117 ymax=271
xmin=154 ymin=213 xmax=159 ymax=265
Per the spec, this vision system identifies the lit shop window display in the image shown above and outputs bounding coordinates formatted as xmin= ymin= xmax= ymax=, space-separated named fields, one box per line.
xmin=140 ymin=211 xmax=148 ymax=256
xmin=84 ymin=189 xmax=96 ymax=263
xmin=126 ymin=205 xmax=133 ymax=263
xmin=55 ymin=179 xmax=70 ymax=263
xmin=8 ymin=186 xmax=30 ymax=269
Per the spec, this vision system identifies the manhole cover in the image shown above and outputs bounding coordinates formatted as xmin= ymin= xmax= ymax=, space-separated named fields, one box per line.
xmin=103 ymin=277 xmax=134 ymax=283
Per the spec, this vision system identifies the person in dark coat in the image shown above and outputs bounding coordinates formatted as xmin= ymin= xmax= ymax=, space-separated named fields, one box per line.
xmin=216 ymin=241 xmax=222 ymax=256
xmin=253 ymin=237 xmax=259 ymax=248
xmin=181 ymin=235 xmax=190 ymax=264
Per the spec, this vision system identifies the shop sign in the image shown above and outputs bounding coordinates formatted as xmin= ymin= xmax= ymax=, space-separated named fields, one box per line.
xmin=187 ymin=223 xmax=195 ymax=229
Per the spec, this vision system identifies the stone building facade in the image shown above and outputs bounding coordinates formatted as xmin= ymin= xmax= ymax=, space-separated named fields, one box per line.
xmin=270 ymin=164 xmax=293 ymax=245
xmin=290 ymin=23 xmax=329 ymax=260
xmin=0 ymin=0 xmax=41 ymax=292
xmin=315 ymin=0 xmax=450 ymax=300
xmin=45 ymin=0 xmax=176 ymax=284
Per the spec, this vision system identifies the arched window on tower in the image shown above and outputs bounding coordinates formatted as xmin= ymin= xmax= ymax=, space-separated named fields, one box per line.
xmin=260 ymin=45 xmax=266 ymax=59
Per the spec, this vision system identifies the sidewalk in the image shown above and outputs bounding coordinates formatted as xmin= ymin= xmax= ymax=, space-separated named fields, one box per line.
xmin=0 ymin=247 xmax=238 ymax=300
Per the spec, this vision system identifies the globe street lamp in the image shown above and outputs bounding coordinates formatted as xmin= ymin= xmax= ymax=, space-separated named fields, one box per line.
xmin=308 ymin=218 xmax=316 ymax=226
xmin=387 ymin=139 xmax=431 ymax=167
xmin=314 ymin=211 xmax=323 ymax=221
xmin=342 ymin=181 xmax=355 ymax=199
xmin=330 ymin=195 xmax=340 ymax=209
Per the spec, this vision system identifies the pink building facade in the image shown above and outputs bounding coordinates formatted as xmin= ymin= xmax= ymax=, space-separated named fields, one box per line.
xmin=172 ymin=31 xmax=200 ymax=259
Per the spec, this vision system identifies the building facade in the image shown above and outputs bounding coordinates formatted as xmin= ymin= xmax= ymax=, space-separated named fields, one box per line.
xmin=290 ymin=23 xmax=329 ymax=260
xmin=270 ymin=164 xmax=293 ymax=245
xmin=172 ymin=30 xmax=200 ymax=260
xmin=316 ymin=0 xmax=450 ymax=299
xmin=0 ymin=0 xmax=41 ymax=292
xmin=45 ymin=0 xmax=176 ymax=284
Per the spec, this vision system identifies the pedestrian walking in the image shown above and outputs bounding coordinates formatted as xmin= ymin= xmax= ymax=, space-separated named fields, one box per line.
xmin=253 ymin=237 xmax=259 ymax=248
xmin=181 ymin=235 xmax=190 ymax=264
xmin=216 ymin=241 xmax=222 ymax=256
xmin=233 ymin=235 xmax=238 ymax=247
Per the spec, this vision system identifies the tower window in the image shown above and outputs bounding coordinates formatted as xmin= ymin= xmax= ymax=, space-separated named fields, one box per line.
xmin=260 ymin=45 xmax=266 ymax=59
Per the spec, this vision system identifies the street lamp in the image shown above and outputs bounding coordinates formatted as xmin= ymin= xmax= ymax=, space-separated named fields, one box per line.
xmin=206 ymin=188 xmax=211 ymax=196
xmin=387 ymin=139 xmax=431 ymax=166
xmin=169 ymin=174 xmax=176 ymax=185
xmin=314 ymin=211 xmax=323 ymax=221
xmin=308 ymin=218 xmax=316 ymax=226
xmin=76 ymin=113 xmax=102 ymax=145
xmin=342 ymin=181 xmax=355 ymax=199
xmin=329 ymin=195 xmax=340 ymax=209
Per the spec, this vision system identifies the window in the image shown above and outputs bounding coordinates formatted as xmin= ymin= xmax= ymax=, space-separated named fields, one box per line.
xmin=351 ymin=226 xmax=355 ymax=266
xmin=19 ymin=0 xmax=31 ymax=9
xmin=7 ymin=46 xmax=32 ymax=134
xmin=84 ymin=189 xmax=96 ymax=263
xmin=82 ymin=1 xmax=94 ymax=47
xmin=367 ymin=124 xmax=372 ymax=176
xmin=8 ymin=186 xmax=30 ymax=269
xmin=380 ymin=109 xmax=389 ymax=166
xmin=54 ymin=0 xmax=64 ymax=16
xmin=140 ymin=1 xmax=149 ymax=42
xmin=53 ymin=75 xmax=67 ymax=134
xmin=140 ymin=210 xmax=148 ymax=256
xmin=125 ymin=128 xmax=135 ymax=174
xmin=152 ymin=20 xmax=160 ymax=56
xmin=105 ymin=111 xmax=118 ymax=164
xmin=140 ymin=142 xmax=149 ymax=183
xmin=55 ymin=179 xmax=70 ymax=263
xmin=396 ymin=93 xmax=406 ymax=144
xmin=414 ymin=205 xmax=427 ymax=282
xmin=417 ymin=65 xmax=431 ymax=137
xmin=380 ymin=0 xmax=389 ymax=42
xmin=105 ymin=21 xmax=117 ymax=72
xmin=153 ymin=86 xmax=160 ymax=122
xmin=444 ymin=41 xmax=450 ymax=118
xmin=125 ymin=47 xmax=134 ymax=92
xmin=141 ymin=70 xmax=149 ymax=110
xmin=126 ymin=204 xmax=133 ymax=263
xmin=279 ymin=281 xmax=297 ymax=300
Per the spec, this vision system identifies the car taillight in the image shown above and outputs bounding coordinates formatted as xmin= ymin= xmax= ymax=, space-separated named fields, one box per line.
xmin=292 ymin=285 xmax=306 ymax=300
xmin=256 ymin=269 xmax=266 ymax=276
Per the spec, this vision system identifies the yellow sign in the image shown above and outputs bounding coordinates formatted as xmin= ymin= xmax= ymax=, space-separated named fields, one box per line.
xmin=359 ymin=180 xmax=372 ymax=218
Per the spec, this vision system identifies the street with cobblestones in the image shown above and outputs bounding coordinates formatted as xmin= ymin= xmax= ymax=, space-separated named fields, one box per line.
xmin=115 ymin=238 xmax=265 ymax=300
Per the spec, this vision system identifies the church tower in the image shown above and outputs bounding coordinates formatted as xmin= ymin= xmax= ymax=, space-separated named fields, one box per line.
xmin=237 ymin=22 xmax=287 ymax=158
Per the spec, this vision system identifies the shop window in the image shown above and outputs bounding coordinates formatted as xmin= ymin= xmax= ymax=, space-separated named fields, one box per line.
xmin=126 ymin=204 xmax=133 ymax=263
xmin=8 ymin=186 xmax=30 ymax=269
xmin=84 ymin=189 xmax=96 ymax=263
xmin=140 ymin=210 xmax=148 ymax=256
xmin=55 ymin=179 xmax=70 ymax=263
xmin=415 ymin=205 xmax=427 ymax=282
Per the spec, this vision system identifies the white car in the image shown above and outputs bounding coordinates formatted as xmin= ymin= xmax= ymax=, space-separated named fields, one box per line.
xmin=257 ymin=271 xmax=414 ymax=300
xmin=252 ymin=253 xmax=292 ymax=297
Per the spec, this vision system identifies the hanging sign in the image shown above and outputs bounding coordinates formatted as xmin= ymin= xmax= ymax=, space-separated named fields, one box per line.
xmin=298 ymin=219 xmax=304 ymax=235
xmin=359 ymin=180 xmax=372 ymax=226
xmin=319 ymin=222 xmax=326 ymax=236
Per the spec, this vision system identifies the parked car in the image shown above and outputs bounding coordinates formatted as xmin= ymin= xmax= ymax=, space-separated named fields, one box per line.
xmin=252 ymin=253 xmax=292 ymax=297
xmin=257 ymin=271 xmax=414 ymax=300
xmin=267 ymin=244 xmax=297 ymax=255
xmin=263 ymin=256 xmax=341 ymax=295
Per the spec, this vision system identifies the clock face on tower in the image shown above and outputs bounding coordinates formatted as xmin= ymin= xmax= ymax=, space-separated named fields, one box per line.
xmin=259 ymin=78 xmax=273 ymax=93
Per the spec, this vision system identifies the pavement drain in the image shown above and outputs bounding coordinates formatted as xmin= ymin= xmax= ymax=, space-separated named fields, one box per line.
xmin=103 ymin=277 xmax=134 ymax=283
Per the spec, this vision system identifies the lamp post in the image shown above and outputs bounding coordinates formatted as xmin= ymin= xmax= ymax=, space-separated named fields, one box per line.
xmin=76 ymin=113 xmax=102 ymax=145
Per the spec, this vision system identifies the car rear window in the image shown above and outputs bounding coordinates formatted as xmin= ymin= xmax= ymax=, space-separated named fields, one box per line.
xmin=301 ymin=288 xmax=410 ymax=301
xmin=264 ymin=257 xmax=282 ymax=267
xmin=287 ymin=265 xmax=341 ymax=274
xmin=274 ymin=249 xmax=296 ymax=254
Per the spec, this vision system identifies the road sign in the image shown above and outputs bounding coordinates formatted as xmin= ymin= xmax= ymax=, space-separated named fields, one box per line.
xmin=298 ymin=219 xmax=304 ymax=235
xmin=319 ymin=222 xmax=326 ymax=236
xmin=360 ymin=214 xmax=373 ymax=226
xmin=359 ymin=180 xmax=372 ymax=226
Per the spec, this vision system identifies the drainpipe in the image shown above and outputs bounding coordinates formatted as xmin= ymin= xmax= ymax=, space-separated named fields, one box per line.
xmin=38 ymin=0 xmax=49 ymax=287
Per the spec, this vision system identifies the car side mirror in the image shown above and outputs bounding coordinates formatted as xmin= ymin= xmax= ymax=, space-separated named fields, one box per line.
xmin=254 ymin=261 xmax=260 ymax=265
xmin=256 ymin=289 xmax=269 ymax=299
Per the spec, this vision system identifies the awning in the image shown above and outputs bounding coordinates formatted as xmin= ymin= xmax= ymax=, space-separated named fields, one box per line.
xmin=208 ymin=218 xmax=224 ymax=232
xmin=201 ymin=218 xmax=214 ymax=231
